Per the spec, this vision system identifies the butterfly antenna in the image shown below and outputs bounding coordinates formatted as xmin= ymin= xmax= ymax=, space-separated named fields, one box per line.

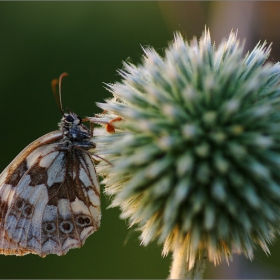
xmin=51 ymin=72 xmax=68 ymax=115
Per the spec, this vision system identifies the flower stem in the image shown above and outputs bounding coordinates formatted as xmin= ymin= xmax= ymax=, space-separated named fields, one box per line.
xmin=169 ymin=239 xmax=207 ymax=279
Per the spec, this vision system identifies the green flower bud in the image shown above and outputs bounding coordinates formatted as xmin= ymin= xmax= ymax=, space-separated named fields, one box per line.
xmin=94 ymin=29 xmax=280 ymax=278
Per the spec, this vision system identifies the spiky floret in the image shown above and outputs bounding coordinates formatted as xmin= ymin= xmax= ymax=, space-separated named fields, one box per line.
xmin=94 ymin=29 xmax=280 ymax=268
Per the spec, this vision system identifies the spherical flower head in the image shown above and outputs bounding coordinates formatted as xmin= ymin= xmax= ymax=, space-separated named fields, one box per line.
xmin=94 ymin=29 xmax=280 ymax=269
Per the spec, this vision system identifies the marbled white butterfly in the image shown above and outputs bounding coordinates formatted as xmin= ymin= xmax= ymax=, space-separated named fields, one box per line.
xmin=0 ymin=73 xmax=101 ymax=257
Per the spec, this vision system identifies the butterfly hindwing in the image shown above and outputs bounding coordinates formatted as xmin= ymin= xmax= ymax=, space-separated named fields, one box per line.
xmin=0 ymin=127 xmax=101 ymax=257
xmin=0 ymin=133 xmax=58 ymax=256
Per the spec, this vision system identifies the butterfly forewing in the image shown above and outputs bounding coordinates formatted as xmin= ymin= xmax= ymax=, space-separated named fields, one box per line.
xmin=0 ymin=112 xmax=101 ymax=257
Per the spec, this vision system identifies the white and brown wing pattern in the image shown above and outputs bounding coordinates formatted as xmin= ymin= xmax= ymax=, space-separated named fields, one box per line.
xmin=0 ymin=111 xmax=100 ymax=257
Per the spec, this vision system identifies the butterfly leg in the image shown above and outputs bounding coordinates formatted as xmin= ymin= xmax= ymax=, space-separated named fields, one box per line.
xmin=83 ymin=115 xmax=123 ymax=134
xmin=82 ymin=117 xmax=95 ymax=136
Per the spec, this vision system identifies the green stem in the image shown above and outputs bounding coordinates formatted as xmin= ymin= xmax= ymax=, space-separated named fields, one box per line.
xmin=169 ymin=241 xmax=207 ymax=279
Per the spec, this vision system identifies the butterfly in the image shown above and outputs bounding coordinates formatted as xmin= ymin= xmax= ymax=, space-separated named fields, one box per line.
xmin=0 ymin=73 xmax=101 ymax=257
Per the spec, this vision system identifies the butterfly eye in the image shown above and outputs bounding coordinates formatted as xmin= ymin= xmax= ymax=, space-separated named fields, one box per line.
xmin=65 ymin=115 xmax=74 ymax=123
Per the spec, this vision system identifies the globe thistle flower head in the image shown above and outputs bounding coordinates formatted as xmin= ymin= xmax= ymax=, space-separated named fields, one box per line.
xmin=94 ymin=29 xmax=280 ymax=271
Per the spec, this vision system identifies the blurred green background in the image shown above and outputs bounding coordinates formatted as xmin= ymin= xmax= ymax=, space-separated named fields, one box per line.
xmin=1 ymin=2 xmax=280 ymax=278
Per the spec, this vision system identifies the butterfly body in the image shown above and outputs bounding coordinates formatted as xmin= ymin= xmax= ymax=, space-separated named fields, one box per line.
xmin=0 ymin=111 xmax=100 ymax=257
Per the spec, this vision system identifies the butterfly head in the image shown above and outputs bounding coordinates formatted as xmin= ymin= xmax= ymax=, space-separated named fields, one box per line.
xmin=52 ymin=73 xmax=93 ymax=143
xmin=63 ymin=111 xmax=82 ymax=126
xmin=60 ymin=111 xmax=92 ymax=142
